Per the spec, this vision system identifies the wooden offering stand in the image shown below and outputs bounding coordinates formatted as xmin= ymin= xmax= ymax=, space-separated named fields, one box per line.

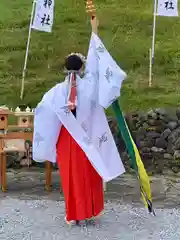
xmin=0 ymin=108 xmax=52 ymax=192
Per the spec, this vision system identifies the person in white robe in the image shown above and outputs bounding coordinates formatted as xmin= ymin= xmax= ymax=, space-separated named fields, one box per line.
xmin=33 ymin=17 xmax=127 ymax=224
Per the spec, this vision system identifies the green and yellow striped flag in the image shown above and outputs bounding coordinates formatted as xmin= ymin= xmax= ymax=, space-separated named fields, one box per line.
xmin=112 ymin=100 xmax=155 ymax=215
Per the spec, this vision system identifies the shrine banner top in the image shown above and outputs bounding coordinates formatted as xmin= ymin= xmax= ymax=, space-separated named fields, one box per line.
xmin=32 ymin=0 xmax=54 ymax=33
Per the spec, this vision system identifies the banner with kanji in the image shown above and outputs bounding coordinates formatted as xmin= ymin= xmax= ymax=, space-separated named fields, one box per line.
xmin=157 ymin=0 xmax=178 ymax=16
xmin=32 ymin=0 xmax=54 ymax=33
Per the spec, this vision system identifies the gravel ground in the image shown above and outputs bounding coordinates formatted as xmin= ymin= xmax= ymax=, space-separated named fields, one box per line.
xmin=0 ymin=197 xmax=180 ymax=240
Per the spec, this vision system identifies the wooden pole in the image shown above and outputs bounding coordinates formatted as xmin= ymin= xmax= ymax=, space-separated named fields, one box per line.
xmin=86 ymin=0 xmax=107 ymax=192
xmin=0 ymin=138 xmax=6 ymax=192
xmin=45 ymin=161 xmax=52 ymax=191
xmin=1 ymin=153 xmax=6 ymax=192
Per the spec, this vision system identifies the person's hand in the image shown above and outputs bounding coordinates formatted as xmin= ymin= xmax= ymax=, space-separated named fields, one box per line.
xmin=90 ymin=16 xmax=99 ymax=34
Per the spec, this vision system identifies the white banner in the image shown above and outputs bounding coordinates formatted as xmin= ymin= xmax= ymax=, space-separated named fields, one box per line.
xmin=32 ymin=0 xmax=54 ymax=32
xmin=157 ymin=0 xmax=178 ymax=16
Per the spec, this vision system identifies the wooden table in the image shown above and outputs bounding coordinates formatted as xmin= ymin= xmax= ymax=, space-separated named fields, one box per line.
xmin=0 ymin=131 xmax=53 ymax=192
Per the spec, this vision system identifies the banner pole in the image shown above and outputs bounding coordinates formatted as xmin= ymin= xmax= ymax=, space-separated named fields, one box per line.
xmin=149 ymin=48 xmax=152 ymax=87
xmin=20 ymin=0 xmax=36 ymax=100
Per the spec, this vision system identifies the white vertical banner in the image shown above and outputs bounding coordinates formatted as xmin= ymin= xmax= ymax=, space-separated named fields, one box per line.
xmin=157 ymin=0 xmax=179 ymax=16
xmin=149 ymin=0 xmax=179 ymax=88
xmin=32 ymin=0 xmax=55 ymax=33
xmin=20 ymin=0 xmax=55 ymax=99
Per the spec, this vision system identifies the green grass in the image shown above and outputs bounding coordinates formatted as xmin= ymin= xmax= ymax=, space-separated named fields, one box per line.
xmin=0 ymin=0 xmax=180 ymax=111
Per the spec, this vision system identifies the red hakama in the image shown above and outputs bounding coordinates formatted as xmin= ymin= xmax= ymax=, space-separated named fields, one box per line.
xmin=56 ymin=126 xmax=104 ymax=221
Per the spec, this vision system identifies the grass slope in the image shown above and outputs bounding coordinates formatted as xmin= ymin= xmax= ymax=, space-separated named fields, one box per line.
xmin=0 ymin=0 xmax=180 ymax=111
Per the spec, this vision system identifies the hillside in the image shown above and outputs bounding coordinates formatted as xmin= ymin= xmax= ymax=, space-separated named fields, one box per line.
xmin=0 ymin=0 xmax=180 ymax=111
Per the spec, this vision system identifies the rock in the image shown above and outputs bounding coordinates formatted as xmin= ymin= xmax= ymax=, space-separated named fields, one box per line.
xmin=141 ymin=147 xmax=151 ymax=153
xmin=138 ymin=112 xmax=147 ymax=122
xmin=161 ymin=128 xmax=171 ymax=139
xmin=155 ymin=137 xmax=168 ymax=149
xmin=147 ymin=119 xmax=157 ymax=126
xmin=168 ymin=127 xmax=180 ymax=143
xmin=142 ymin=122 xmax=149 ymax=129
xmin=167 ymin=139 xmax=174 ymax=154
xmin=164 ymin=153 xmax=173 ymax=159
xmin=167 ymin=121 xmax=178 ymax=130
xmin=169 ymin=114 xmax=178 ymax=122
xmin=141 ymin=152 xmax=153 ymax=160
xmin=147 ymin=119 xmax=166 ymax=130
xmin=139 ymin=141 xmax=150 ymax=148
xmin=171 ymin=166 xmax=180 ymax=173
xmin=176 ymin=108 xmax=180 ymax=119
xmin=147 ymin=131 xmax=160 ymax=139
xmin=154 ymin=108 xmax=167 ymax=116
xmin=138 ymin=126 xmax=147 ymax=134
xmin=173 ymin=138 xmax=180 ymax=151
xmin=174 ymin=150 xmax=180 ymax=160
xmin=147 ymin=110 xmax=157 ymax=119
xmin=151 ymin=146 xmax=164 ymax=153
xmin=138 ymin=139 xmax=155 ymax=148
xmin=131 ymin=112 xmax=138 ymax=118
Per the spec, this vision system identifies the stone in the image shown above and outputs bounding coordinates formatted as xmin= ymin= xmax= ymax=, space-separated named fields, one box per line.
xmin=139 ymin=141 xmax=150 ymax=148
xmin=142 ymin=122 xmax=149 ymax=129
xmin=147 ymin=119 xmax=157 ymax=126
xmin=138 ymin=112 xmax=147 ymax=122
xmin=167 ymin=121 xmax=178 ymax=130
xmin=174 ymin=150 xmax=180 ymax=160
xmin=168 ymin=127 xmax=180 ymax=143
xmin=169 ymin=115 xmax=178 ymax=122
xmin=173 ymin=138 xmax=180 ymax=151
xmin=147 ymin=110 xmax=157 ymax=119
xmin=147 ymin=131 xmax=160 ymax=139
xmin=141 ymin=147 xmax=151 ymax=153
xmin=171 ymin=166 xmax=180 ymax=173
xmin=176 ymin=108 xmax=180 ymax=119
xmin=141 ymin=152 xmax=153 ymax=160
xmin=138 ymin=126 xmax=146 ymax=134
xmin=154 ymin=159 xmax=164 ymax=173
xmin=161 ymin=128 xmax=171 ymax=139
xmin=147 ymin=138 xmax=156 ymax=147
xmin=164 ymin=153 xmax=173 ymax=159
xmin=154 ymin=108 xmax=167 ymax=116
xmin=155 ymin=137 xmax=168 ymax=149
xmin=151 ymin=146 xmax=164 ymax=153
xmin=167 ymin=140 xmax=174 ymax=154
xmin=147 ymin=119 xmax=165 ymax=128
xmin=131 ymin=112 xmax=138 ymax=118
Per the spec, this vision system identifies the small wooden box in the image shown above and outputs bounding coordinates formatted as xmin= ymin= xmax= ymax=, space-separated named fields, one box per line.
xmin=14 ymin=112 xmax=33 ymax=128
xmin=0 ymin=110 xmax=9 ymax=131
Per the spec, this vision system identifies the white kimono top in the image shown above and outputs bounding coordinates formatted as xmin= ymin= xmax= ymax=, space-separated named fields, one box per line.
xmin=33 ymin=32 xmax=127 ymax=182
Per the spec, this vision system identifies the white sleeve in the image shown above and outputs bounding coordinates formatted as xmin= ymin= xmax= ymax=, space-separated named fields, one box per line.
xmin=32 ymin=101 xmax=62 ymax=163
xmin=85 ymin=32 xmax=127 ymax=109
